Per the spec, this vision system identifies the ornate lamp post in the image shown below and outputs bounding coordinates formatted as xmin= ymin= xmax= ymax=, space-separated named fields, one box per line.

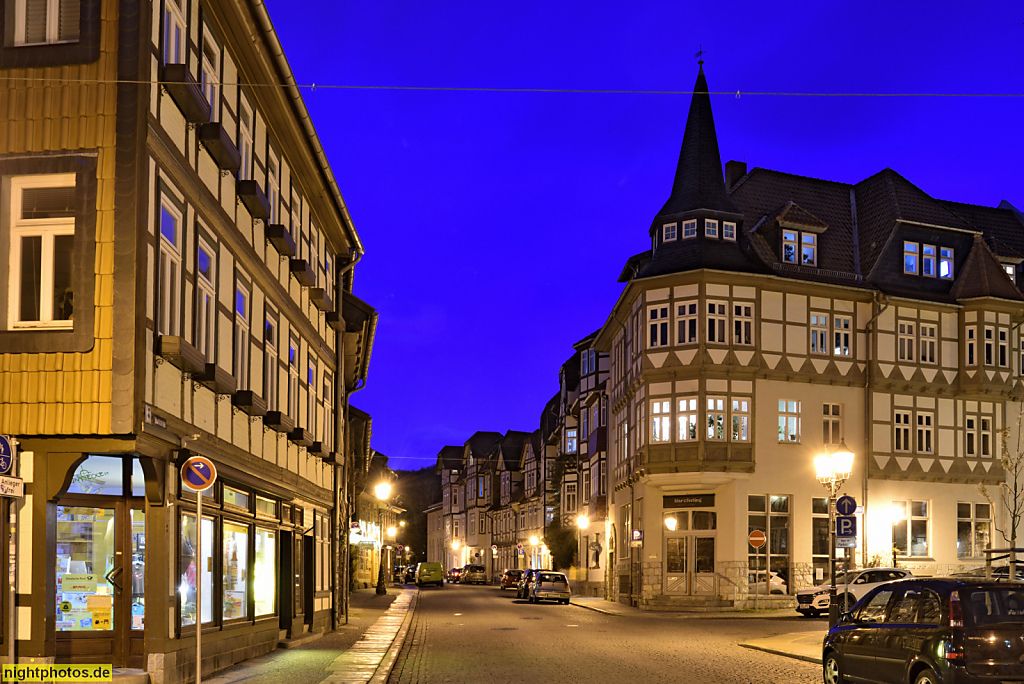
xmin=374 ymin=481 xmax=392 ymax=595
xmin=814 ymin=440 xmax=855 ymax=625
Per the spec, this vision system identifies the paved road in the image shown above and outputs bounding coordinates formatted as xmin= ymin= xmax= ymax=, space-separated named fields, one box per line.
xmin=388 ymin=584 xmax=825 ymax=684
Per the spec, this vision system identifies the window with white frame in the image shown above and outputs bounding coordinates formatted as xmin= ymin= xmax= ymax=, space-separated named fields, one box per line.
xmin=582 ymin=467 xmax=591 ymax=502
xmin=778 ymin=400 xmax=800 ymax=443
xmin=306 ymin=356 xmax=317 ymax=432
xmin=811 ymin=498 xmax=830 ymax=580
xmin=939 ymin=248 xmax=954 ymax=279
xmin=999 ymin=329 xmax=1008 ymax=367
xmin=981 ymin=418 xmax=992 ymax=457
xmin=651 ymin=400 xmax=670 ymax=442
xmin=904 ymin=241 xmax=919 ymax=274
xmin=676 ymin=301 xmax=697 ymax=345
xmin=195 ymin=236 xmax=216 ymax=358
xmin=723 ymin=221 xmax=736 ymax=241
xmin=266 ymin=151 xmax=280 ymax=224
xmin=682 ymin=220 xmax=697 ymax=239
xmin=892 ymin=499 xmax=928 ymax=557
xmin=581 ymin=405 xmax=588 ymax=437
xmin=264 ymin=311 xmax=278 ymax=409
xmin=919 ymin=323 xmax=936 ymax=364
xmin=565 ymin=483 xmax=577 ymax=513
xmin=452 ymin=517 xmax=460 ymax=540
xmin=237 ymin=96 xmax=254 ymax=181
xmin=965 ymin=417 xmax=976 ymax=457
xmin=706 ymin=397 xmax=725 ymax=440
xmin=956 ymin=502 xmax=991 ymax=558
xmin=801 ymin=233 xmax=817 ymax=265
xmin=13 ymin=0 xmax=80 ymax=45
xmin=966 ymin=327 xmax=976 ymax=366
xmin=234 ymin=280 xmax=250 ymax=389
xmin=648 ymin=305 xmax=669 ymax=348
xmin=288 ymin=336 xmax=299 ymax=418
xmin=822 ymin=403 xmax=841 ymax=444
xmin=705 ymin=219 xmax=718 ymax=238
xmin=663 ymin=222 xmax=677 ymax=242
xmin=733 ymin=303 xmax=753 ymax=345
xmin=810 ymin=313 xmax=828 ymax=354
xmin=984 ymin=327 xmax=994 ymax=365
xmin=782 ymin=230 xmax=798 ymax=263
xmin=162 ymin=0 xmax=185 ymax=63
xmin=898 ymin=321 xmax=915 ymax=362
xmin=707 ymin=301 xmax=727 ymax=344
xmin=636 ymin=404 xmax=645 ymax=447
xmin=916 ymin=412 xmax=933 ymax=453
xmin=678 ymin=398 xmax=698 ymax=440
xmin=834 ymin=316 xmax=852 ymax=356
xmin=922 ymin=244 xmax=936 ymax=277
xmin=8 ymin=174 xmax=76 ymax=328
xmin=292 ymin=188 xmax=305 ymax=256
xmin=157 ymin=195 xmax=182 ymax=336
xmin=894 ymin=411 xmax=911 ymax=452
xmin=200 ymin=31 xmax=220 ymax=121
xmin=731 ymin=398 xmax=750 ymax=441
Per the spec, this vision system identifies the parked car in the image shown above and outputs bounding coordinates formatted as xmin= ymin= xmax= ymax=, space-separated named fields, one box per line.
xmin=797 ymin=567 xmax=911 ymax=617
xmin=747 ymin=570 xmax=787 ymax=595
xmin=403 ymin=565 xmax=417 ymax=584
xmin=528 ymin=571 xmax=571 ymax=604
xmin=952 ymin=565 xmax=1024 ymax=581
xmin=500 ymin=569 xmax=523 ymax=591
xmin=446 ymin=567 xmax=461 ymax=583
xmin=517 ymin=568 xmax=550 ymax=599
xmin=415 ymin=562 xmax=444 ymax=587
xmin=460 ymin=564 xmax=487 ymax=584
xmin=822 ymin=577 xmax=1024 ymax=684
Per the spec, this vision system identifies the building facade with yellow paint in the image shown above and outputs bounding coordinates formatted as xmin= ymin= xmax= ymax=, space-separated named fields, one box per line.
xmin=0 ymin=0 xmax=374 ymax=680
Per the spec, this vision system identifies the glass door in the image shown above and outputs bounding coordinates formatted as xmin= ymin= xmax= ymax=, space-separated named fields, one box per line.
xmin=56 ymin=506 xmax=117 ymax=633
xmin=664 ymin=536 xmax=688 ymax=595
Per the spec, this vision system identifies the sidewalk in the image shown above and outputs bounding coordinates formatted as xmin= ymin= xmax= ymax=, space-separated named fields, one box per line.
xmin=738 ymin=631 xmax=824 ymax=664
xmin=204 ymin=587 xmax=416 ymax=684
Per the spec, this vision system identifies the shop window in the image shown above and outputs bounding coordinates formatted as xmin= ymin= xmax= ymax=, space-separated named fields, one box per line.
xmin=254 ymin=528 xmax=276 ymax=615
xmin=957 ymin=503 xmax=991 ymax=559
xmin=222 ymin=522 xmax=249 ymax=620
xmin=56 ymin=506 xmax=116 ymax=631
xmin=811 ymin=498 xmax=829 ymax=582
xmin=892 ymin=499 xmax=928 ymax=557
xmin=747 ymin=495 xmax=790 ymax=592
xmin=255 ymin=495 xmax=276 ymax=518
xmin=223 ymin=486 xmax=249 ymax=510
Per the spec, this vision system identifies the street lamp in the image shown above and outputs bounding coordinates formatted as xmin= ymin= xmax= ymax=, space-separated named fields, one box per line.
xmin=576 ymin=516 xmax=589 ymax=583
xmin=814 ymin=440 xmax=855 ymax=625
xmin=375 ymin=481 xmax=392 ymax=595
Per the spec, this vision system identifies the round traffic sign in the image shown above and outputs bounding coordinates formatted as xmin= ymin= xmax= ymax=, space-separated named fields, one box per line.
xmin=748 ymin=530 xmax=767 ymax=549
xmin=0 ymin=435 xmax=14 ymax=475
xmin=836 ymin=495 xmax=857 ymax=516
xmin=181 ymin=456 xmax=217 ymax=492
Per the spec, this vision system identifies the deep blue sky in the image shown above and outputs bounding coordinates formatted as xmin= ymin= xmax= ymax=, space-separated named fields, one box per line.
xmin=262 ymin=1 xmax=1023 ymax=471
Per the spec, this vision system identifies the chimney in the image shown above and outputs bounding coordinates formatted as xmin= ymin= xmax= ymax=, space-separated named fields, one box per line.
xmin=724 ymin=160 xmax=747 ymax=190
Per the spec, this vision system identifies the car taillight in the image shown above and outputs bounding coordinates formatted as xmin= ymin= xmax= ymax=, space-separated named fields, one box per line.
xmin=949 ymin=590 xmax=963 ymax=629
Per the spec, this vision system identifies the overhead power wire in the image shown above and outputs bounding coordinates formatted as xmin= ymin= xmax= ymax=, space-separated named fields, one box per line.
xmin=1 ymin=75 xmax=1021 ymax=98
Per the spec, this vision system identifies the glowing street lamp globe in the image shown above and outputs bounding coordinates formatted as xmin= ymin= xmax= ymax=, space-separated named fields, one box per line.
xmin=576 ymin=515 xmax=589 ymax=530
xmin=374 ymin=481 xmax=392 ymax=501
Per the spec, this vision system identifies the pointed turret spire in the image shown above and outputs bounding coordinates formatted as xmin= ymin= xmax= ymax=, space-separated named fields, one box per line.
xmin=656 ymin=65 xmax=740 ymax=218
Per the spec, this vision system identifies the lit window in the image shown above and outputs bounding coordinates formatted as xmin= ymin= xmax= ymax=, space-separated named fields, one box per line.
xmin=723 ymin=222 xmax=736 ymax=241
xmin=565 ymin=429 xmax=578 ymax=454
xmin=663 ymin=223 xmax=677 ymax=242
xmin=782 ymin=230 xmax=798 ymax=263
xmin=288 ymin=336 xmax=299 ymax=418
xmin=904 ymin=242 xmax=919 ymax=274
xmin=677 ymin=398 xmax=698 ymax=440
xmin=892 ymin=500 xmax=928 ymax=557
xmin=651 ymin=400 xmax=671 ymax=442
xmin=706 ymin=397 xmax=725 ymax=440
xmin=195 ymin=237 xmax=216 ymax=358
xmin=8 ymin=175 xmax=76 ymax=328
xmin=810 ymin=314 xmax=828 ymax=354
xmin=705 ymin=219 xmax=718 ymax=238
xmin=682 ymin=220 xmax=697 ymax=239
xmin=1004 ymin=264 xmax=1015 ymax=279
xmin=833 ymin=316 xmax=852 ymax=356
xmin=264 ymin=312 xmax=278 ymax=410
xmin=956 ymin=502 xmax=990 ymax=559
xmin=778 ymin=400 xmax=800 ymax=443
xmin=162 ymin=0 xmax=185 ymax=63
xmin=801 ymin=233 xmax=817 ymax=266
xmin=307 ymin=357 xmax=317 ymax=433
xmin=730 ymin=398 xmax=749 ymax=441
xmin=157 ymin=196 xmax=182 ymax=336
xmin=939 ymin=248 xmax=954 ymax=279
xmin=922 ymin=244 xmax=936 ymax=277
xmin=234 ymin=280 xmax=250 ymax=389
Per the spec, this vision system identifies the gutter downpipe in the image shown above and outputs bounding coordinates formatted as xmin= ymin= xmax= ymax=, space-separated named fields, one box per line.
xmin=863 ymin=290 xmax=890 ymax=568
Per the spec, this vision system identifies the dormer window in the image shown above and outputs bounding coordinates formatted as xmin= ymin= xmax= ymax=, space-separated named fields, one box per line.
xmin=922 ymin=245 xmax=936 ymax=277
xmin=903 ymin=242 xmax=918 ymax=274
xmin=705 ymin=219 xmax=718 ymax=238
xmin=940 ymin=248 xmax=954 ymax=279
xmin=1005 ymin=264 xmax=1015 ymax=278
xmin=724 ymin=222 xmax=736 ymax=241
xmin=663 ymin=223 xmax=677 ymax=242
xmin=783 ymin=230 xmax=816 ymax=265
xmin=905 ymin=242 xmax=954 ymax=279
xmin=682 ymin=220 xmax=697 ymax=239
xmin=802 ymin=234 xmax=817 ymax=265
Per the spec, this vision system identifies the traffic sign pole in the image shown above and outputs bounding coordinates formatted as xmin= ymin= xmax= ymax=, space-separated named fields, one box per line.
xmin=181 ymin=455 xmax=216 ymax=684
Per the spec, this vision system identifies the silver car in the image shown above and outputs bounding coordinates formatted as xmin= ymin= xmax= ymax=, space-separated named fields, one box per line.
xmin=528 ymin=571 xmax=571 ymax=604
xmin=796 ymin=567 xmax=911 ymax=617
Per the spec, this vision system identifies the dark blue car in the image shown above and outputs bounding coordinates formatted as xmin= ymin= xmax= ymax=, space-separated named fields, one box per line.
xmin=822 ymin=577 xmax=1024 ymax=684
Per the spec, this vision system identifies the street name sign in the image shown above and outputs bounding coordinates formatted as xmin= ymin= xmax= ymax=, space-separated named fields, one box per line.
xmin=0 ymin=476 xmax=24 ymax=498
xmin=836 ymin=537 xmax=857 ymax=548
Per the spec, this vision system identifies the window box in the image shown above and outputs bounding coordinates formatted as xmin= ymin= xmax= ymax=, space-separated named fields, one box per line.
xmin=265 ymin=224 xmax=296 ymax=258
xmin=231 ymin=390 xmax=267 ymax=417
xmin=193 ymin=363 xmax=236 ymax=394
xmin=320 ymin=450 xmax=337 ymax=464
xmin=263 ymin=411 xmax=295 ymax=434
xmin=198 ymin=123 xmax=241 ymax=172
xmin=307 ymin=441 xmax=325 ymax=458
xmin=309 ymin=288 xmax=334 ymax=313
xmin=288 ymin=426 xmax=315 ymax=448
xmin=289 ymin=259 xmax=316 ymax=287
xmin=160 ymin=64 xmax=211 ymax=124
xmin=325 ymin=312 xmax=344 ymax=332
xmin=236 ymin=180 xmax=271 ymax=219
xmin=157 ymin=335 xmax=206 ymax=375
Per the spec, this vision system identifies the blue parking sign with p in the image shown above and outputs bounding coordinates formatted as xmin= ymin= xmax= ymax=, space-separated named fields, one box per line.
xmin=0 ymin=436 xmax=14 ymax=475
xmin=837 ymin=515 xmax=857 ymax=537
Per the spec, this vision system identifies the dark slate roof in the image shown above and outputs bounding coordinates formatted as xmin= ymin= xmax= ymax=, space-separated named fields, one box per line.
xmin=572 ymin=329 xmax=601 ymax=350
xmin=540 ymin=393 xmax=560 ymax=443
xmin=655 ymin=66 xmax=740 ymax=219
xmin=949 ymin=235 xmax=1024 ymax=302
xmin=466 ymin=431 xmax=503 ymax=461
xmin=942 ymin=200 xmax=1024 ymax=258
xmin=777 ymin=201 xmax=828 ymax=230
xmin=560 ymin=351 xmax=581 ymax=394
xmin=435 ymin=445 xmax=464 ymax=472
